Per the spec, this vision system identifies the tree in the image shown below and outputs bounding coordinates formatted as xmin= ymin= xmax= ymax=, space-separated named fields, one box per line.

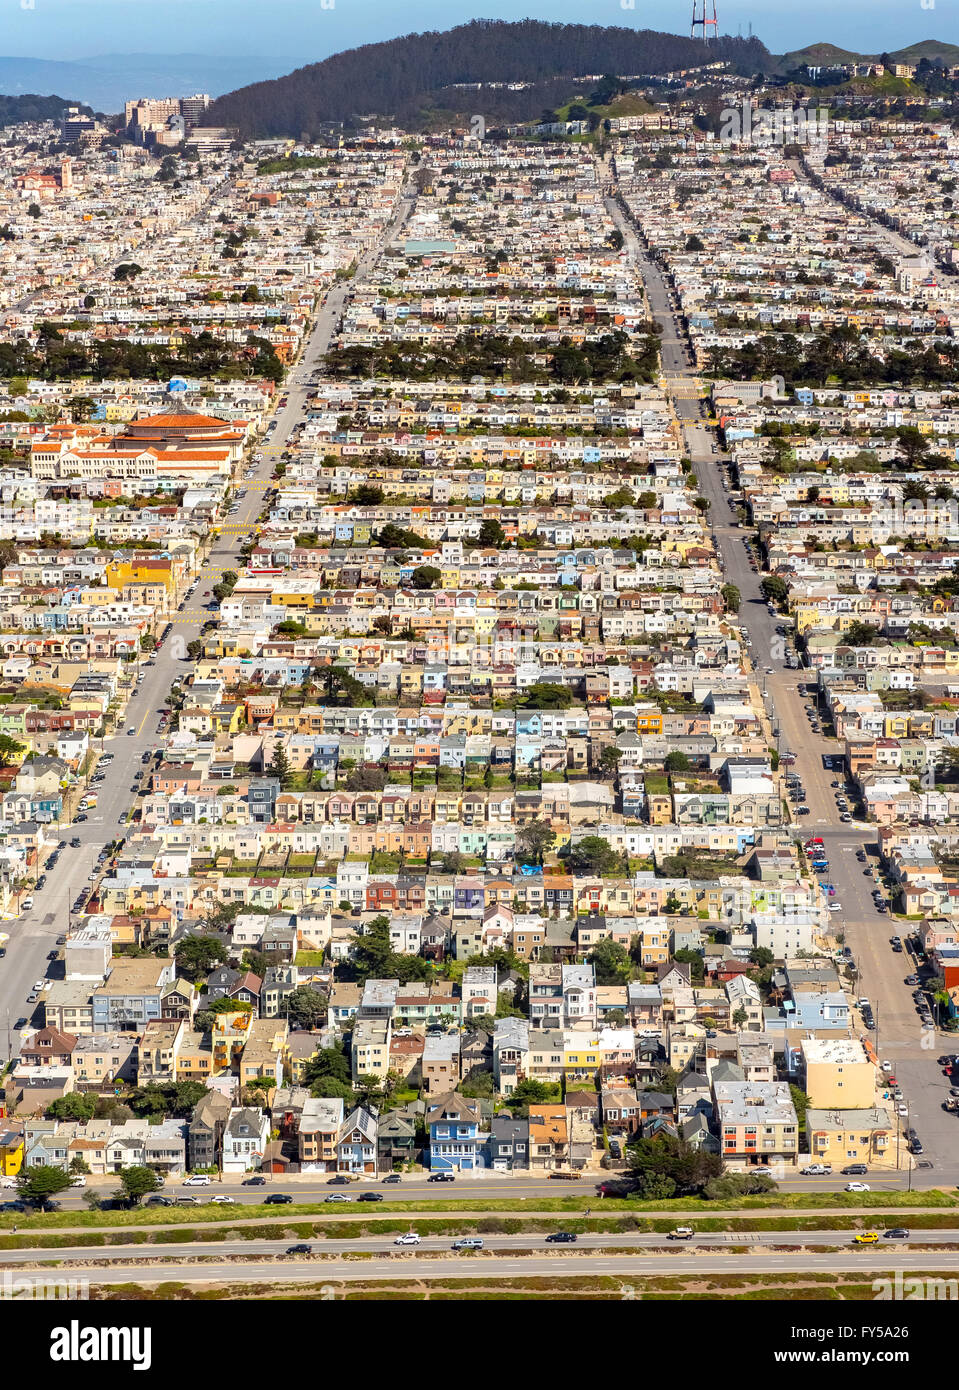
xmin=664 ymin=751 xmax=690 ymax=774
xmin=760 ymin=575 xmax=789 ymax=607
xmin=116 ymin=1165 xmax=161 ymax=1206
xmin=703 ymin=1171 xmax=776 ymax=1199
xmin=351 ymin=484 xmax=383 ymax=505
xmin=267 ymin=744 xmax=293 ymax=788
xmin=514 ymin=682 xmax=573 ymax=710
xmin=47 ymin=1091 xmax=97 ymax=1121
xmin=410 ymin=565 xmax=441 ymax=590
xmin=721 ymin=583 xmax=741 ymax=613
xmin=588 ymin=937 xmax=632 ymax=984
xmin=515 ymin=818 xmax=556 ymax=865
xmin=844 ymin=620 xmax=880 ymax=648
xmin=732 ymin=1006 xmax=749 ymax=1028
xmin=749 ymin=946 xmax=774 ymax=969
xmin=685 ymin=234 xmax=704 ymax=252
xmin=186 ymin=639 xmax=203 ymax=662
xmin=478 ymin=519 xmax=506 ymax=548
xmin=174 ymin=933 xmax=228 ymax=980
xmin=566 ymin=835 xmax=621 ymax=877
xmin=440 ymin=850 xmax=467 ymax=875
xmin=284 ymin=985 xmax=327 ymax=1029
xmin=16 ymin=1165 xmax=73 ymax=1206
xmin=599 ymin=745 xmax=622 ymax=779
xmin=790 ymin=1084 xmax=811 ymax=1132
xmin=27 ymin=203 xmax=41 ymax=219
xmin=626 ymin=1135 xmax=722 ymax=1195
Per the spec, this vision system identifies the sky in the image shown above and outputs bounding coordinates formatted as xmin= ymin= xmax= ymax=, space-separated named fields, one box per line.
xmin=0 ymin=0 xmax=954 ymax=63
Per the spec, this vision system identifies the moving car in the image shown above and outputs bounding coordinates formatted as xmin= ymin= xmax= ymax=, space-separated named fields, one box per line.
xmin=452 ymin=1237 xmax=484 ymax=1250
xmin=357 ymin=1192 xmax=384 ymax=1202
xmin=286 ymin=1244 xmax=311 ymax=1255
xmin=884 ymin=1229 xmax=909 ymax=1240
xmin=394 ymin=1232 xmax=420 ymax=1245
xmin=545 ymin=1231 xmax=577 ymax=1243
xmin=668 ymin=1227 xmax=694 ymax=1240
xmin=845 ymin=1182 xmax=871 ymax=1192
xmin=852 ymin=1232 xmax=880 ymax=1245
xmin=211 ymin=1196 xmax=236 ymax=1204
xmin=324 ymin=1193 xmax=352 ymax=1203
xmin=264 ymin=1193 xmax=293 ymax=1204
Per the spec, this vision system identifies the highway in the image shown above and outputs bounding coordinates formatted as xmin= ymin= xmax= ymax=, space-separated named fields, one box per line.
xmin=0 ymin=179 xmax=415 ymax=1059
xmin=12 ymin=1248 xmax=959 ymax=1288
xmin=3 ymin=1227 xmax=958 ymax=1267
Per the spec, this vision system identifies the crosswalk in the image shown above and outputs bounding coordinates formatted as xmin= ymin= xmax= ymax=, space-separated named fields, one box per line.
xmin=665 ymin=377 xmax=704 ymax=399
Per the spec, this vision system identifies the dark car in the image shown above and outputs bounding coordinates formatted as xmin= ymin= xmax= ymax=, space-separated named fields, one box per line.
xmin=243 ymin=1175 xmax=267 ymax=1186
xmin=70 ymin=838 xmax=81 ymax=848
xmin=427 ymin=1172 xmax=455 ymax=1182
xmin=13 ymin=1018 xmax=26 ymax=1030
xmin=146 ymin=1195 xmax=174 ymax=1206
xmin=546 ymin=1231 xmax=577 ymax=1243
xmin=884 ymin=1229 xmax=909 ymax=1240
xmin=1 ymin=1201 xmax=25 ymax=1212
xmin=286 ymin=1244 xmax=311 ymax=1255
xmin=841 ymin=1164 xmax=868 ymax=1176
xmin=327 ymin=1174 xmax=352 ymax=1185
xmin=264 ymin=1193 xmax=293 ymax=1205
xmin=358 ymin=1192 xmax=384 ymax=1201
xmin=382 ymin=1174 xmax=402 ymax=1184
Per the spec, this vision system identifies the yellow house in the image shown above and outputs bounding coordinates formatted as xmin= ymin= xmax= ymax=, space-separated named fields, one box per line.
xmin=0 ymin=1130 xmax=24 ymax=1177
xmin=564 ymin=1035 xmax=600 ymax=1082
xmin=801 ymin=1037 xmax=875 ymax=1109
xmin=105 ymin=557 xmax=174 ymax=594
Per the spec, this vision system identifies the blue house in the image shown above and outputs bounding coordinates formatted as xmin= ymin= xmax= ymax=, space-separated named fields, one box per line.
xmin=427 ymin=1091 xmax=488 ymax=1171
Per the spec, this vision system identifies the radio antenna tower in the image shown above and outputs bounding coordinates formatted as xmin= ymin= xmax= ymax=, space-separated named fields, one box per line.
xmin=691 ymin=0 xmax=718 ymax=43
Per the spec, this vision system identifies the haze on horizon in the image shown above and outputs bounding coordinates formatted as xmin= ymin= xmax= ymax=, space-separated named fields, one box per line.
xmin=0 ymin=0 xmax=951 ymax=66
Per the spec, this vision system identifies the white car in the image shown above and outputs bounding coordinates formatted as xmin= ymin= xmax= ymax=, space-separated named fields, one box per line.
xmin=183 ymin=1174 xmax=212 ymax=1186
xmin=211 ymin=1195 xmax=235 ymax=1204
xmin=0 ymin=1176 xmax=17 ymax=1188
xmin=845 ymin=1181 xmax=870 ymax=1192
xmin=828 ymin=902 xmax=842 ymax=912
xmin=880 ymin=1061 xmax=893 ymax=1072
xmin=896 ymin=1104 xmax=908 ymax=1116
xmin=394 ymin=1232 xmax=421 ymax=1245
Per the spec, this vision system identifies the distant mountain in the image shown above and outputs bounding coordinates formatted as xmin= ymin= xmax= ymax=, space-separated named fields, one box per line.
xmin=207 ymin=19 xmax=770 ymax=137
xmin=0 ymin=53 xmax=298 ymax=113
xmin=776 ymin=38 xmax=959 ymax=73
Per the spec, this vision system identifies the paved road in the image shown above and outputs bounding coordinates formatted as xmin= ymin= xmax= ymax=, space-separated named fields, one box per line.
xmin=0 ymin=182 xmax=415 ymax=1055
xmin=4 ymin=1226 xmax=956 ymax=1266
xmin=603 ymin=160 xmax=958 ymax=1179
xmin=25 ymin=1248 xmax=959 ymax=1287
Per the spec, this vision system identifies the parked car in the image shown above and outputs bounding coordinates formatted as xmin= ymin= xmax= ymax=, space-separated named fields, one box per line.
xmin=183 ymin=1174 xmax=212 ymax=1186
xmin=382 ymin=1174 xmax=402 ymax=1184
xmin=799 ymin=1164 xmax=832 ymax=1176
xmin=428 ymin=1172 xmax=455 ymax=1182
xmin=243 ymin=1175 xmax=266 ymax=1186
xmin=842 ymin=1165 xmax=868 ymax=1175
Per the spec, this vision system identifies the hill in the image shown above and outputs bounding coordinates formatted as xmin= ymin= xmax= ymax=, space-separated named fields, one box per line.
xmin=776 ymin=38 xmax=959 ymax=74
xmin=0 ymin=92 xmax=93 ymax=127
xmin=207 ymin=19 xmax=770 ymax=137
